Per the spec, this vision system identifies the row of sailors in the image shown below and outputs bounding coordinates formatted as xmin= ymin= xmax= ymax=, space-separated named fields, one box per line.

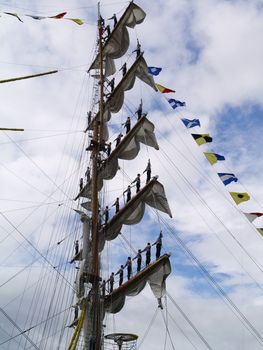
xmin=71 ymin=232 xmax=163 ymax=324
xmin=102 ymin=231 xmax=163 ymax=295
xmin=79 ymin=160 xmax=151 ymax=221
xmin=87 ymin=99 xmax=147 ymax=135
xmin=103 ymin=163 xmax=151 ymax=224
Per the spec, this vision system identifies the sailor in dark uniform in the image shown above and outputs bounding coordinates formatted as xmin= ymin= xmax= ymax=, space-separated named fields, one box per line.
xmin=108 ymin=13 xmax=117 ymax=27
xmin=112 ymin=197 xmax=120 ymax=214
xmin=152 ymin=231 xmax=163 ymax=259
xmin=132 ymin=174 xmax=141 ymax=193
xmin=142 ymin=242 xmax=151 ymax=266
xmin=122 ymin=116 xmax=131 ymax=134
xmin=124 ymin=257 xmax=132 ymax=280
xmin=143 ymin=159 xmax=151 ymax=183
xmin=123 ymin=185 xmax=131 ymax=203
xmin=133 ymin=249 xmax=142 ymax=272
xmin=115 ymin=265 xmax=124 ymax=286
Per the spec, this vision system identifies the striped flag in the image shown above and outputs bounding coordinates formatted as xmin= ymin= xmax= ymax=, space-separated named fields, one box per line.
xmin=217 ymin=173 xmax=238 ymax=186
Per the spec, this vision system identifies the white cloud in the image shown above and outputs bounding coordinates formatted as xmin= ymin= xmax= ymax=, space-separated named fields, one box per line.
xmin=0 ymin=0 xmax=263 ymax=349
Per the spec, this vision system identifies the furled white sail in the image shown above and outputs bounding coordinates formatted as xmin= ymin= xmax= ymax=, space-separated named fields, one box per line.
xmin=106 ymin=55 xmax=157 ymax=114
xmin=104 ymin=256 xmax=171 ymax=314
xmin=76 ymin=117 xmax=159 ymax=200
xmin=88 ymin=3 xmax=146 ymax=76
xmin=101 ymin=179 xmax=172 ymax=247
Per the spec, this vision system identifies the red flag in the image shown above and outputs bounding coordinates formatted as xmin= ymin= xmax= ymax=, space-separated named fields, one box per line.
xmin=155 ymin=84 xmax=175 ymax=93
xmin=49 ymin=12 xmax=67 ymax=19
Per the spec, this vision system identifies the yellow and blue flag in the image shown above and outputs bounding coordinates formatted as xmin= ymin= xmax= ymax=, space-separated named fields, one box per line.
xmin=204 ymin=152 xmax=225 ymax=165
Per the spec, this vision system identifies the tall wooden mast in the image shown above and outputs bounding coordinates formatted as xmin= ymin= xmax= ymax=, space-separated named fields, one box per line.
xmin=89 ymin=3 xmax=104 ymax=349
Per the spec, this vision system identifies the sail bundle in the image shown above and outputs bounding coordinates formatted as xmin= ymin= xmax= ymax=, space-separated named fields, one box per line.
xmin=76 ymin=116 xmax=159 ymax=200
xmin=106 ymin=54 xmax=158 ymax=113
xmin=101 ymin=178 xmax=172 ymax=247
xmin=88 ymin=3 xmax=146 ymax=76
xmin=104 ymin=255 xmax=171 ymax=313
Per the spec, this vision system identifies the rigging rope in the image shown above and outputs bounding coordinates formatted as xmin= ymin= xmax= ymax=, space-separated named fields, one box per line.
xmin=0 ymin=307 xmax=40 ymax=349
xmin=166 ymin=292 xmax=213 ymax=350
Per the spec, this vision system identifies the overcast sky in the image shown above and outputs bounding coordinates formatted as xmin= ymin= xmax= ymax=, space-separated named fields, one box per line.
xmin=0 ymin=0 xmax=263 ymax=349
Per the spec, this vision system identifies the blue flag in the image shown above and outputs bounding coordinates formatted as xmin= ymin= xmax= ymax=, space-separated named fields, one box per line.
xmin=181 ymin=118 xmax=200 ymax=128
xmin=218 ymin=173 xmax=238 ymax=186
xmin=148 ymin=66 xmax=162 ymax=76
xmin=167 ymin=98 xmax=186 ymax=109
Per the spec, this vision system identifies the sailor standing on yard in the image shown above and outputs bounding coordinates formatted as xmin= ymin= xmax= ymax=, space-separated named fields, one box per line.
xmin=103 ymin=206 xmax=109 ymax=225
xmin=108 ymin=13 xmax=117 ymax=27
xmin=133 ymin=249 xmax=142 ymax=272
xmin=133 ymin=39 xmax=141 ymax=58
xmin=106 ymin=142 xmax=111 ymax=157
xmin=79 ymin=178 xmax=83 ymax=191
xmin=123 ymin=185 xmax=131 ymax=203
xmin=74 ymin=240 xmax=79 ymax=255
xmin=114 ymin=133 xmax=123 ymax=147
xmin=122 ymin=116 xmax=131 ymax=134
xmin=87 ymin=111 xmax=92 ymax=125
xmin=108 ymin=77 xmax=115 ymax=93
xmin=142 ymin=242 xmax=151 ymax=266
xmin=112 ymin=197 xmax=120 ymax=214
xmin=85 ymin=167 xmax=90 ymax=182
xmin=143 ymin=159 xmax=151 ymax=183
xmin=132 ymin=174 xmax=141 ymax=193
xmin=115 ymin=265 xmax=124 ymax=286
xmin=152 ymin=231 xmax=163 ymax=259
xmin=124 ymin=257 xmax=132 ymax=280
xmin=108 ymin=272 xmax=115 ymax=293
xmin=120 ymin=62 xmax=127 ymax=77
xmin=72 ymin=304 xmax=79 ymax=320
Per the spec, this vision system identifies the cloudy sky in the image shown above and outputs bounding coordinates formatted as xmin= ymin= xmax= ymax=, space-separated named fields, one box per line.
xmin=0 ymin=0 xmax=263 ymax=349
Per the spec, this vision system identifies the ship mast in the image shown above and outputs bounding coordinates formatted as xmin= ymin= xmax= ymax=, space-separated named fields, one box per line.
xmin=89 ymin=3 xmax=104 ymax=349
xmin=71 ymin=3 xmax=172 ymax=348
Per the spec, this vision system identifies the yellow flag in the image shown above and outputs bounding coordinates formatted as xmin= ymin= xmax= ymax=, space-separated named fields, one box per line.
xmin=66 ymin=18 xmax=84 ymax=25
xmin=229 ymin=192 xmax=250 ymax=205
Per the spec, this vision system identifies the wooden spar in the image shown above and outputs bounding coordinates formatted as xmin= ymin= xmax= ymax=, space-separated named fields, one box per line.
xmin=104 ymin=254 xmax=171 ymax=307
xmin=102 ymin=177 xmax=158 ymax=230
xmin=0 ymin=70 xmax=58 ymax=84
xmin=0 ymin=128 xmax=24 ymax=131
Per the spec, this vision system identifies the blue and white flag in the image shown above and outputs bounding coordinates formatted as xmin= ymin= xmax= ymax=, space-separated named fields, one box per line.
xmin=181 ymin=118 xmax=200 ymax=128
xmin=148 ymin=66 xmax=162 ymax=76
xmin=167 ymin=98 xmax=186 ymax=109
xmin=218 ymin=173 xmax=238 ymax=186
